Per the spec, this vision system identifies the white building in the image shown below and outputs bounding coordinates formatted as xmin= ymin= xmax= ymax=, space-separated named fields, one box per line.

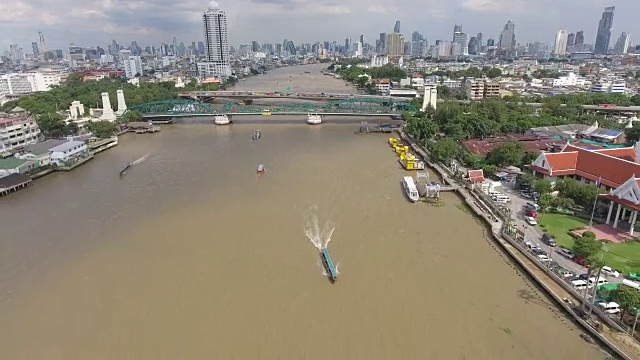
xmin=0 ymin=74 xmax=35 ymax=95
xmin=591 ymin=80 xmax=626 ymax=94
xmin=0 ymin=116 xmax=41 ymax=153
xmin=124 ymin=56 xmax=143 ymax=79
xmin=370 ymin=55 xmax=389 ymax=68
xmin=552 ymin=72 xmax=587 ymax=87
xmin=197 ymin=1 xmax=231 ymax=79
xmin=554 ymin=30 xmax=569 ymax=56
xmin=49 ymin=140 xmax=87 ymax=167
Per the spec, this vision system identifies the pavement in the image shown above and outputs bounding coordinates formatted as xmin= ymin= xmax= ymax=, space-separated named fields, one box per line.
xmin=502 ymin=185 xmax=624 ymax=286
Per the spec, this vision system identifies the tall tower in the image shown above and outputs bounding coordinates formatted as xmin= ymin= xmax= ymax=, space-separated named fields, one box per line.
xmin=197 ymin=1 xmax=231 ymax=78
xmin=498 ymin=20 xmax=516 ymax=56
xmin=554 ymin=30 xmax=569 ymax=56
xmin=116 ymin=90 xmax=127 ymax=116
xmin=421 ymin=84 xmax=437 ymax=111
xmin=594 ymin=6 xmax=615 ymax=55
xmin=393 ymin=20 xmax=400 ymax=33
xmin=38 ymin=31 xmax=47 ymax=60
xmin=100 ymin=93 xmax=116 ymax=122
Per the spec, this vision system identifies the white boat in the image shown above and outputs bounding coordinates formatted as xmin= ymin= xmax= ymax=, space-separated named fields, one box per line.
xmin=403 ymin=176 xmax=420 ymax=202
xmin=214 ymin=115 xmax=230 ymax=125
xmin=307 ymin=113 xmax=322 ymax=125
xmin=257 ymin=164 xmax=265 ymax=174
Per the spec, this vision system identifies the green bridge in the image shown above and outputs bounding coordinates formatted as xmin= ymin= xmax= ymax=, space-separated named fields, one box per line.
xmin=125 ymin=98 xmax=416 ymax=118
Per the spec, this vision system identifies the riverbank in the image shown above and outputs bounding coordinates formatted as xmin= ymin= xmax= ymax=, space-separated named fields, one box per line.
xmin=398 ymin=128 xmax=640 ymax=360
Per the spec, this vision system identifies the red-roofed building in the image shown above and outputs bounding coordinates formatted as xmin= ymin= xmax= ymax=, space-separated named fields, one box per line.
xmin=467 ymin=169 xmax=485 ymax=183
xmin=528 ymin=143 xmax=640 ymax=235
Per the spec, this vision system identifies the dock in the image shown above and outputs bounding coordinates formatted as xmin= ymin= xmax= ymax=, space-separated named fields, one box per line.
xmin=359 ymin=122 xmax=399 ymax=134
xmin=0 ymin=173 xmax=32 ymax=197
xmin=320 ymin=247 xmax=338 ymax=282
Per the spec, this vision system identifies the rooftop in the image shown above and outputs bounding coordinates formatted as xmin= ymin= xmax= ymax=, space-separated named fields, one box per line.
xmin=49 ymin=140 xmax=85 ymax=153
xmin=0 ymin=158 xmax=33 ymax=169
xmin=0 ymin=173 xmax=31 ymax=189
xmin=23 ymin=139 xmax=67 ymax=156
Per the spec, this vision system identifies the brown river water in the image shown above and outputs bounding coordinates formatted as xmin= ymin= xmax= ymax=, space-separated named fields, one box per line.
xmin=0 ymin=64 xmax=607 ymax=359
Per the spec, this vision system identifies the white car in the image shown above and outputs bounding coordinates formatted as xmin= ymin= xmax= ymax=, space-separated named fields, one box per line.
xmin=601 ymin=266 xmax=620 ymax=278
xmin=557 ymin=248 xmax=575 ymax=260
xmin=537 ymin=254 xmax=552 ymax=263
xmin=525 ymin=216 xmax=537 ymax=226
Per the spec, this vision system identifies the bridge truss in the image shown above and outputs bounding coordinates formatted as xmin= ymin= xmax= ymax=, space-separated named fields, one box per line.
xmin=126 ymin=97 xmax=416 ymax=117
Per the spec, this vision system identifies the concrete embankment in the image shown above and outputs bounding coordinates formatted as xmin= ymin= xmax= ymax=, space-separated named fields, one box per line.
xmin=397 ymin=129 xmax=639 ymax=360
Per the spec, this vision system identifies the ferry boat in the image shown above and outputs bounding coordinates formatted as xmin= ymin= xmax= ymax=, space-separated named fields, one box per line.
xmin=214 ymin=115 xmax=230 ymax=125
xmin=307 ymin=113 xmax=322 ymax=125
xmin=252 ymin=130 xmax=261 ymax=140
xmin=320 ymin=247 xmax=338 ymax=282
xmin=119 ymin=162 xmax=132 ymax=176
xmin=257 ymin=164 xmax=265 ymax=174
xmin=403 ymin=176 xmax=420 ymax=202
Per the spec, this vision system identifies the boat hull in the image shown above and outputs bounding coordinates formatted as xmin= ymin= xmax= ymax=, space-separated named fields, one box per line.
xmin=321 ymin=247 xmax=337 ymax=282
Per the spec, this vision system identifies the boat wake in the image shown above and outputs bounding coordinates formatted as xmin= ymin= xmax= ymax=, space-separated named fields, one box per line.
xmin=132 ymin=154 xmax=150 ymax=165
xmin=305 ymin=206 xmax=340 ymax=276
xmin=304 ymin=206 xmax=335 ymax=250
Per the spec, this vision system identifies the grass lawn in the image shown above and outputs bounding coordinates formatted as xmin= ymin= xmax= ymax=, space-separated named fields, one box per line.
xmin=539 ymin=213 xmax=640 ymax=274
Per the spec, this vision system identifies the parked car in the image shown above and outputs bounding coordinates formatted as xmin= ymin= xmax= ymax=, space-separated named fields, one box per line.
xmin=525 ymin=202 xmax=540 ymax=212
xmin=520 ymin=190 xmax=532 ymax=198
xmin=601 ymin=266 xmax=620 ymax=278
xmin=537 ymin=254 xmax=552 ymax=263
xmin=541 ymin=233 xmax=557 ymax=247
xmin=525 ymin=216 xmax=537 ymax=226
xmin=556 ymin=268 xmax=575 ymax=278
xmin=575 ymin=256 xmax=590 ymax=267
xmin=557 ymin=248 xmax=575 ymax=260
xmin=526 ymin=211 xmax=538 ymax=219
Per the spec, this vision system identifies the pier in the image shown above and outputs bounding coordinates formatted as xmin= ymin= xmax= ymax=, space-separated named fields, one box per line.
xmin=359 ymin=122 xmax=400 ymax=134
xmin=0 ymin=173 xmax=32 ymax=197
xmin=321 ymin=247 xmax=338 ymax=282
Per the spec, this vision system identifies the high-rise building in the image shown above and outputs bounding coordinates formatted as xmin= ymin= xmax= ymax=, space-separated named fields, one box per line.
xmin=554 ymin=30 xmax=569 ymax=56
xmin=197 ymin=1 xmax=231 ymax=78
xmin=594 ymin=6 xmax=615 ymax=55
xmin=613 ymin=32 xmax=630 ymax=55
xmin=575 ymin=31 xmax=585 ymax=46
xmin=453 ymin=32 xmax=469 ymax=56
xmin=468 ymin=37 xmax=478 ymax=55
xmin=453 ymin=24 xmax=462 ymax=40
xmin=38 ymin=31 xmax=47 ymax=60
xmin=476 ymin=33 xmax=484 ymax=52
xmin=386 ymin=33 xmax=405 ymax=56
xmin=498 ymin=20 xmax=516 ymax=55
xmin=393 ymin=20 xmax=401 ymax=33
xmin=31 ymin=42 xmax=39 ymax=57
xmin=567 ymin=33 xmax=576 ymax=47
xmin=378 ymin=33 xmax=386 ymax=54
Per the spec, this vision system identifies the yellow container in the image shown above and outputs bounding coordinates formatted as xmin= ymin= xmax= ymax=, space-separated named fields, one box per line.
xmin=399 ymin=152 xmax=407 ymax=161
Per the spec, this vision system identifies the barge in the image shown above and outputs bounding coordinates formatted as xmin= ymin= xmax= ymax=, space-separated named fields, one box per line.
xmin=320 ymin=247 xmax=338 ymax=282
xmin=119 ymin=162 xmax=132 ymax=176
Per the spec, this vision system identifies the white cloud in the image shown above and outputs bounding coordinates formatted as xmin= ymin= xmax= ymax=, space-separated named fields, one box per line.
xmin=367 ymin=5 xmax=394 ymax=13
xmin=459 ymin=0 xmax=526 ymax=13
xmin=0 ymin=1 xmax=33 ymax=22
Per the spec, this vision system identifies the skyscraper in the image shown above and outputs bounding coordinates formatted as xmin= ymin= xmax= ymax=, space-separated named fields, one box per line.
xmin=476 ymin=33 xmax=484 ymax=52
xmin=554 ymin=30 xmax=569 ymax=56
xmin=498 ymin=20 xmax=516 ymax=55
xmin=575 ymin=30 xmax=585 ymax=46
xmin=567 ymin=33 xmax=576 ymax=47
xmin=38 ymin=31 xmax=47 ymax=60
xmin=378 ymin=33 xmax=386 ymax=54
xmin=594 ymin=6 xmax=615 ymax=55
xmin=393 ymin=20 xmax=400 ymax=33
xmin=613 ymin=32 xmax=630 ymax=55
xmin=453 ymin=24 xmax=462 ymax=40
xmin=197 ymin=1 xmax=231 ymax=78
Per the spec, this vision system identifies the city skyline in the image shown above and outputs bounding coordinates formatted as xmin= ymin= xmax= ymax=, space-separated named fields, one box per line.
xmin=0 ymin=0 xmax=637 ymax=50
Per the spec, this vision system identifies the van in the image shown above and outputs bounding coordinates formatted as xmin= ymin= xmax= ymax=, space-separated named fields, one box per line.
xmin=493 ymin=195 xmax=510 ymax=203
xmin=621 ymin=279 xmax=640 ymax=292
xmin=597 ymin=302 xmax=621 ymax=314
xmin=588 ymin=276 xmax=608 ymax=286
xmin=571 ymin=279 xmax=590 ymax=290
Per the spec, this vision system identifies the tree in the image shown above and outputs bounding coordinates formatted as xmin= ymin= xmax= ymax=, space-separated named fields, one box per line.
xmin=63 ymin=122 xmax=79 ymax=136
xmin=36 ymin=113 xmax=65 ymax=138
xmin=537 ymin=194 xmax=553 ymax=220
xmin=611 ymin=286 xmax=640 ymax=323
xmin=516 ymin=172 xmax=536 ymax=189
xmin=86 ymin=121 xmax=117 ymax=138
xmin=485 ymin=141 xmax=526 ymax=167
xmin=625 ymin=124 xmax=640 ymax=144
xmin=485 ymin=68 xmax=502 ymax=78
xmin=533 ymin=179 xmax=553 ymax=195
xmin=122 ymin=111 xmax=143 ymax=122
xmin=572 ymin=235 xmax=603 ymax=258
xmin=428 ymin=138 xmax=460 ymax=164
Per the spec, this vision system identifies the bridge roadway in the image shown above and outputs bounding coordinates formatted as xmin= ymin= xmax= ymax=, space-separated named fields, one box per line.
xmin=181 ymin=91 xmax=640 ymax=114
xmin=179 ymin=91 xmax=412 ymax=102
xmin=143 ymin=112 xmax=402 ymax=119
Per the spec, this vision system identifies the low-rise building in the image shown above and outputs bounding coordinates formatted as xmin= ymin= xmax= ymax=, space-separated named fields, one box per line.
xmin=16 ymin=139 xmax=68 ymax=167
xmin=49 ymin=140 xmax=88 ymax=167
xmin=463 ymin=78 xmax=500 ymax=100
xmin=0 ymin=115 xmax=41 ymax=153
xmin=0 ymin=158 xmax=37 ymax=177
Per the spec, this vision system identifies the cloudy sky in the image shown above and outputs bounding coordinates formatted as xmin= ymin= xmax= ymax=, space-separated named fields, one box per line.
xmin=0 ymin=0 xmax=637 ymax=51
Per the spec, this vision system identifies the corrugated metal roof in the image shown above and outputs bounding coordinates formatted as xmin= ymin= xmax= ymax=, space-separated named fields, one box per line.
xmin=49 ymin=141 xmax=85 ymax=153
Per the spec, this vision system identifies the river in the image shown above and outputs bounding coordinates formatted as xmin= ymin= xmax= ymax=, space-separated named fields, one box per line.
xmin=0 ymin=63 xmax=606 ymax=359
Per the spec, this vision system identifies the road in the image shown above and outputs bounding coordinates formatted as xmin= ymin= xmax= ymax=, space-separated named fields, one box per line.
xmin=503 ymin=186 xmax=624 ymax=286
